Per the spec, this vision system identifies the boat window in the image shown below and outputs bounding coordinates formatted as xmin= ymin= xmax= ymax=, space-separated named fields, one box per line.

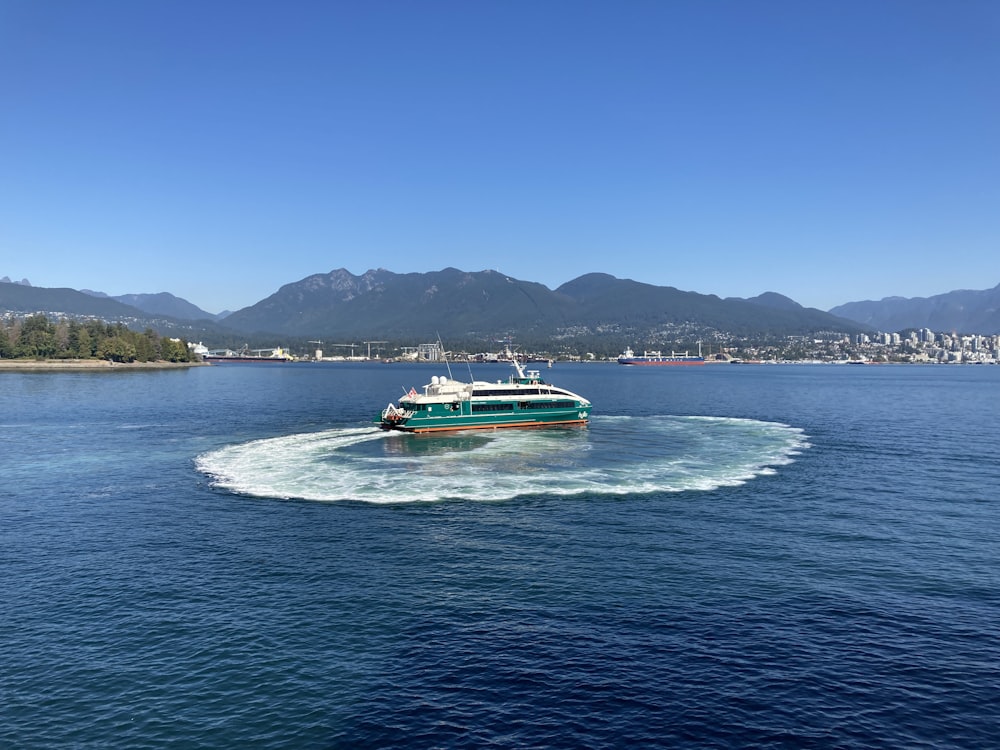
xmin=471 ymin=402 xmax=514 ymax=412
xmin=518 ymin=400 xmax=575 ymax=410
xmin=472 ymin=388 xmax=543 ymax=397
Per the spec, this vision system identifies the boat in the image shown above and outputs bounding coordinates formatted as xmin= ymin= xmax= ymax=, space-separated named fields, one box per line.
xmin=617 ymin=346 xmax=705 ymax=366
xmin=203 ymin=355 xmax=291 ymax=363
xmin=202 ymin=345 xmax=290 ymax=363
xmin=378 ymin=357 xmax=591 ymax=433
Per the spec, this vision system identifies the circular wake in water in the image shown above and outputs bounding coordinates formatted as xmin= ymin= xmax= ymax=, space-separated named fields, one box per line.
xmin=195 ymin=416 xmax=808 ymax=503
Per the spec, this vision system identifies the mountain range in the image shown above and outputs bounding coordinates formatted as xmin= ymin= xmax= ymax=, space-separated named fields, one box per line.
xmin=219 ymin=268 xmax=864 ymax=344
xmin=830 ymin=283 xmax=1000 ymax=334
xmin=80 ymin=290 xmax=231 ymax=322
xmin=4 ymin=271 xmax=1000 ymax=344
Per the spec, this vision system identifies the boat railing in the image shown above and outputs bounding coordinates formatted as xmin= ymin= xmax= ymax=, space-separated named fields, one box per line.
xmin=381 ymin=403 xmax=412 ymax=422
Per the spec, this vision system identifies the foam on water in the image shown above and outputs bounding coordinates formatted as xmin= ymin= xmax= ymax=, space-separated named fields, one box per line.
xmin=195 ymin=416 xmax=809 ymax=503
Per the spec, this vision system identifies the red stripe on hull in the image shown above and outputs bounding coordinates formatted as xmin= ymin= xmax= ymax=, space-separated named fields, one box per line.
xmin=387 ymin=418 xmax=589 ymax=433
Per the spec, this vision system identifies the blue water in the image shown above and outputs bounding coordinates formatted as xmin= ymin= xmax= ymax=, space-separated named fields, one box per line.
xmin=2 ymin=362 xmax=999 ymax=748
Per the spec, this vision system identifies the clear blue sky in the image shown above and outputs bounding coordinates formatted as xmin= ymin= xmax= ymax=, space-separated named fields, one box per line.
xmin=2 ymin=1 xmax=997 ymax=314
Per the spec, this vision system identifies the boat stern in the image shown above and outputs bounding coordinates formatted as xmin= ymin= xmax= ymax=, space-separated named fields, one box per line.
xmin=378 ymin=403 xmax=412 ymax=430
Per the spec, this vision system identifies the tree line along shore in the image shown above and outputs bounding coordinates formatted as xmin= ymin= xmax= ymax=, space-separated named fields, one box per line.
xmin=0 ymin=315 xmax=197 ymax=365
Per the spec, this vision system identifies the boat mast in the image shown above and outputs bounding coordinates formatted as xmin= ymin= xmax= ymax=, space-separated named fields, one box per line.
xmin=436 ymin=333 xmax=454 ymax=380
xmin=504 ymin=343 xmax=527 ymax=379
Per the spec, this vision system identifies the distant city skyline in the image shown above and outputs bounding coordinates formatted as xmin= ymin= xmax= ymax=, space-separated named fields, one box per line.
xmin=2 ymin=1 xmax=997 ymax=315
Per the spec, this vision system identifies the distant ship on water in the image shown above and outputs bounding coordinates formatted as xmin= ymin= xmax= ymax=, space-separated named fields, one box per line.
xmin=202 ymin=345 xmax=290 ymax=363
xmin=617 ymin=345 xmax=705 ymax=366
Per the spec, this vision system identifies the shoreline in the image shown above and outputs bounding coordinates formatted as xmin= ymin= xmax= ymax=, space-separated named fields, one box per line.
xmin=0 ymin=359 xmax=209 ymax=371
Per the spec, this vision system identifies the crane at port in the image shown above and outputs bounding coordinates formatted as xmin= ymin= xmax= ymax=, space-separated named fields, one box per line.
xmin=364 ymin=341 xmax=388 ymax=359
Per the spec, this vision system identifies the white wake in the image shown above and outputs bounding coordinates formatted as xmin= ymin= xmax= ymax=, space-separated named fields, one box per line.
xmin=195 ymin=416 xmax=809 ymax=503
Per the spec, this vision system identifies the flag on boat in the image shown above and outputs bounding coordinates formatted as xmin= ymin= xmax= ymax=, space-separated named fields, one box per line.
xmin=408 ymin=387 xmax=417 ymax=398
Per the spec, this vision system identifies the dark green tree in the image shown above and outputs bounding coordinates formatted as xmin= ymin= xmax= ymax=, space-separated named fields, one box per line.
xmin=66 ymin=321 xmax=93 ymax=358
xmin=0 ymin=324 xmax=12 ymax=358
xmin=84 ymin=320 xmax=111 ymax=355
xmin=142 ymin=328 xmax=162 ymax=362
xmin=97 ymin=334 xmax=136 ymax=363
xmin=161 ymin=337 xmax=190 ymax=362
xmin=133 ymin=329 xmax=156 ymax=362
xmin=15 ymin=315 xmax=58 ymax=358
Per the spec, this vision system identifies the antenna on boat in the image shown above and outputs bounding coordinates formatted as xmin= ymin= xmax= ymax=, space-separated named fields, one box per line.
xmin=436 ymin=332 xmax=454 ymax=380
xmin=503 ymin=340 xmax=527 ymax=379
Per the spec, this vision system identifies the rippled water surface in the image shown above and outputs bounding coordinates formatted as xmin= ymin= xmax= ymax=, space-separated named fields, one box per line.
xmin=2 ymin=362 xmax=999 ymax=748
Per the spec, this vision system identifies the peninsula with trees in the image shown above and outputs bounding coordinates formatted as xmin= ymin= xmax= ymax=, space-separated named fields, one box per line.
xmin=0 ymin=315 xmax=197 ymax=367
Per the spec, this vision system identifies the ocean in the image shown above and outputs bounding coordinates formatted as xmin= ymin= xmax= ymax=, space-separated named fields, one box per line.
xmin=2 ymin=361 xmax=998 ymax=748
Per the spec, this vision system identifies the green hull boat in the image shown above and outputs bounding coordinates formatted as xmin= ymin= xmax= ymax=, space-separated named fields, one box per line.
xmin=378 ymin=359 xmax=591 ymax=433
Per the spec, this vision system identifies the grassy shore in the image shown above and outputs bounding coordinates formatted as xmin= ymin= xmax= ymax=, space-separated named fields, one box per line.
xmin=0 ymin=359 xmax=208 ymax=371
